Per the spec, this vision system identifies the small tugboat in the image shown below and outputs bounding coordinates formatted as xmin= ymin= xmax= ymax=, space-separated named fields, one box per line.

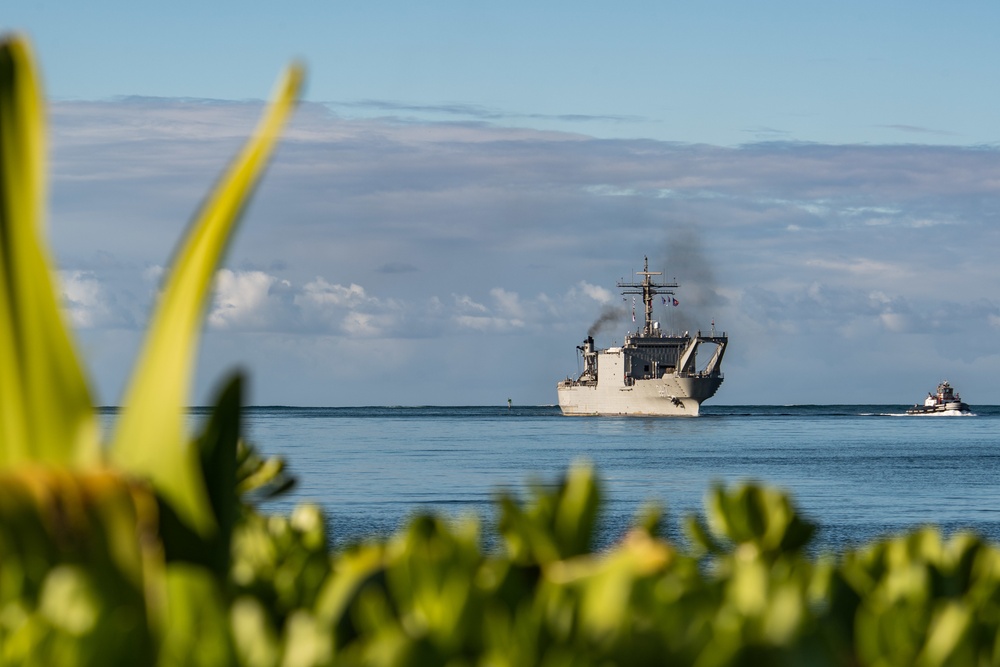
xmin=906 ymin=381 xmax=972 ymax=416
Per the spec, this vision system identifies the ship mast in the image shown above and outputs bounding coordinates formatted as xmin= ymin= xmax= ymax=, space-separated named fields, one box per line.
xmin=617 ymin=256 xmax=678 ymax=337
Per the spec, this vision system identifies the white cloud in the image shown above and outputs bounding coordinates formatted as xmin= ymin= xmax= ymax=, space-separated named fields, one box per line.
xmin=454 ymin=315 xmax=525 ymax=332
xmin=910 ymin=217 xmax=952 ymax=229
xmin=60 ymin=270 xmax=106 ymax=328
xmin=490 ymin=287 xmax=524 ymax=319
xmin=143 ymin=265 xmax=165 ymax=283
xmin=879 ymin=311 xmax=910 ymax=333
xmin=209 ymin=269 xmax=289 ymax=330
xmin=804 ymin=257 xmax=904 ymax=278
xmin=576 ymin=281 xmax=613 ymax=303
xmin=868 ymin=291 xmax=891 ymax=305
xmin=453 ymin=294 xmax=488 ymax=313
xmin=290 ymin=277 xmax=415 ymax=338
xmin=584 ymin=185 xmax=637 ymax=197
xmin=341 ymin=311 xmax=386 ymax=337
xmin=298 ymin=278 xmax=367 ymax=308
xmin=450 ymin=290 xmax=528 ymax=332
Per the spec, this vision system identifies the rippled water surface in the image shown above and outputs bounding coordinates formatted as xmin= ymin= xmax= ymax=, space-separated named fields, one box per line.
xmin=164 ymin=404 xmax=1000 ymax=552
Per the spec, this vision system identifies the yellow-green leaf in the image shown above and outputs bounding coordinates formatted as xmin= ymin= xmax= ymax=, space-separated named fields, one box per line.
xmin=0 ymin=34 xmax=98 ymax=468
xmin=110 ymin=63 xmax=304 ymax=534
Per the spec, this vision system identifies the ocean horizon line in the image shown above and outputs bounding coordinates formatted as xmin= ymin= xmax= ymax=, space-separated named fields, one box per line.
xmin=93 ymin=402 xmax=1000 ymax=410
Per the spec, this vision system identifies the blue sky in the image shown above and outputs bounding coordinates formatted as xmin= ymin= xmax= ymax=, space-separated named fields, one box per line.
xmin=5 ymin=3 xmax=1000 ymax=406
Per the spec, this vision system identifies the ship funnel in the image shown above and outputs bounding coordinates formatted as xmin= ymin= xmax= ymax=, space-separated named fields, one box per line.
xmin=575 ymin=336 xmax=598 ymax=381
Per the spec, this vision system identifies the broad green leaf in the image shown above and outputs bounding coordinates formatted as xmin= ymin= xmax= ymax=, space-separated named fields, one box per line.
xmin=155 ymin=375 xmax=243 ymax=575
xmin=0 ymin=34 xmax=98 ymax=468
xmin=554 ymin=462 xmax=599 ymax=558
xmin=158 ymin=565 xmax=236 ymax=666
xmin=110 ymin=63 xmax=304 ymax=534
xmin=195 ymin=373 xmax=242 ymax=574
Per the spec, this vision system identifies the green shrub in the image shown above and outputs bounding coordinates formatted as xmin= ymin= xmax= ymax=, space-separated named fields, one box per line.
xmin=3 ymin=32 xmax=1000 ymax=666
xmin=0 ymin=32 xmax=302 ymax=665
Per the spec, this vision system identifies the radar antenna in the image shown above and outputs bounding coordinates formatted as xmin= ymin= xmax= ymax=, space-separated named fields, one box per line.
xmin=617 ymin=256 xmax=678 ymax=336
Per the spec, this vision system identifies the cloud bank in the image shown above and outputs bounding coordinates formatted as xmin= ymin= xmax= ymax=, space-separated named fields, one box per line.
xmin=47 ymin=98 xmax=1000 ymax=405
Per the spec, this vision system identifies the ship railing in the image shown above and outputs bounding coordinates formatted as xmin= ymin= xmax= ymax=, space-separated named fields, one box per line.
xmin=676 ymin=370 xmax=724 ymax=379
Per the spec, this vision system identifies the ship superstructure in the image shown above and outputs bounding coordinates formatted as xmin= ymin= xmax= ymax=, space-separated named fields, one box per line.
xmin=557 ymin=257 xmax=727 ymax=416
xmin=906 ymin=381 xmax=972 ymax=416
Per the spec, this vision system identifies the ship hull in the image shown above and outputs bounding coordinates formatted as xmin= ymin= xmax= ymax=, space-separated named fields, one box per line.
xmin=905 ymin=403 xmax=971 ymax=416
xmin=557 ymin=375 xmax=723 ymax=417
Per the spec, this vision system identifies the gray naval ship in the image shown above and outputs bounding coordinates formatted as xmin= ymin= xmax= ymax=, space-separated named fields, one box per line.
xmin=557 ymin=257 xmax=727 ymax=416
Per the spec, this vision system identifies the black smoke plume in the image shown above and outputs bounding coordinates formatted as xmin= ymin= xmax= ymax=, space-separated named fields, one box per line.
xmin=660 ymin=227 xmax=727 ymax=333
xmin=588 ymin=305 xmax=626 ymax=337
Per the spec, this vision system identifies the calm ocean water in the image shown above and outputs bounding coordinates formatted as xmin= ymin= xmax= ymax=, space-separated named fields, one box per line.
xmin=218 ymin=404 xmax=1000 ymax=554
xmin=110 ymin=404 xmax=999 ymax=554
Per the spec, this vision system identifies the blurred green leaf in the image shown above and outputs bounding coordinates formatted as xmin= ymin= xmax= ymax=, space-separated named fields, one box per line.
xmin=632 ymin=501 xmax=665 ymax=539
xmin=313 ymin=541 xmax=386 ymax=649
xmin=498 ymin=461 xmax=600 ymax=565
xmin=229 ymin=597 xmax=279 ymax=667
xmin=0 ymin=34 xmax=98 ymax=469
xmin=156 ymin=375 xmax=244 ymax=575
xmin=555 ymin=463 xmax=600 ymax=558
xmin=0 ymin=470 xmax=159 ymax=664
xmin=236 ymin=442 xmax=296 ymax=502
xmin=920 ymin=601 xmax=973 ymax=666
xmin=280 ymin=610 xmax=333 ymax=667
xmin=703 ymin=481 xmax=816 ymax=559
xmin=158 ymin=565 xmax=236 ymax=667
xmin=110 ymin=63 xmax=304 ymax=536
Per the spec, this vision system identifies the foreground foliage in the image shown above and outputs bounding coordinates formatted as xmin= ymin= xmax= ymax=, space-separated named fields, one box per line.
xmin=4 ymin=32 xmax=1000 ymax=666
